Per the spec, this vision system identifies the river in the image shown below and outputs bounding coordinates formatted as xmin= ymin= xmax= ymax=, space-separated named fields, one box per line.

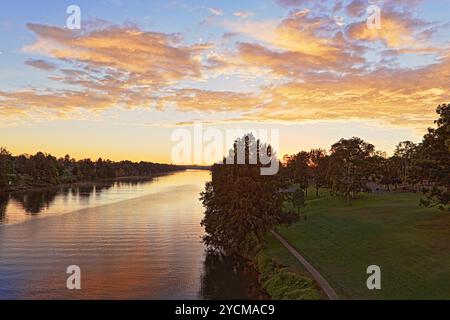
xmin=0 ymin=170 xmax=266 ymax=299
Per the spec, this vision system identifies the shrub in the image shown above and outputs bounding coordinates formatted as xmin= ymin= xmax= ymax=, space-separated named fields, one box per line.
xmin=255 ymin=253 xmax=277 ymax=283
xmin=254 ymin=253 xmax=320 ymax=300
xmin=282 ymin=288 xmax=321 ymax=300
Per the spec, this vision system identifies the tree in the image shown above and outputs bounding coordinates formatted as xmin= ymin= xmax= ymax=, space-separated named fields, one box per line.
xmin=394 ymin=141 xmax=417 ymax=186
xmin=309 ymin=149 xmax=328 ymax=196
xmin=368 ymin=152 xmax=400 ymax=192
xmin=0 ymin=148 xmax=184 ymax=192
xmin=415 ymin=104 xmax=450 ymax=210
xmin=283 ymin=151 xmax=310 ymax=196
xmin=291 ymin=187 xmax=305 ymax=216
xmin=200 ymin=134 xmax=284 ymax=257
xmin=0 ymin=147 xmax=12 ymax=192
xmin=329 ymin=137 xmax=375 ymax=205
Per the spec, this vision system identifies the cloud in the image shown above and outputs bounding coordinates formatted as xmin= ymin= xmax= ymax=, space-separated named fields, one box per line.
xmin=208 ymin=8 xmax=224 ymax=16
xmin=0 ymin=23 xmax=214 ymax=119
xmin=222 ymin=10 xmax=343 ymax=57
xmin=233 ymin=11 xmax=253 ymax=19
xmin=216 ymin=10 xmax=368 ymax=77
xmin=23 ymin=23 xmax=210 ymax=85
xmin=346 ymin=0 xmax=367 ymax=17
xmin=346 ymin=10 xmax=436 ymax=50
xmin=275 ymin=0 xmax=309 ymax=7
xmin=249 ymin=57 xmax=450 ymax=130
xmin=25 ymin=59 xmax=58 ymax=71
xmin=154 ymin=88 xmax=262 ymax=112
xmin=150 ymin=52 xmax=450 ymax=131
xmin=2 ymin=3 xmax=448 ymax=133
xmin=0 ymin=88 xmax=116 ymax=120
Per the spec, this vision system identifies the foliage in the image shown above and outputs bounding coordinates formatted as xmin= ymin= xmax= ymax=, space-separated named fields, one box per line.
xmin=308 ymin=149 xmax=329 ymax=196
xmin=255 ymin=252 xmax=320 ymax=300
xmin=394 ymin=141 xmax=417 ymax=185
xmin=291 ymin=188 xmax=305 ymax=213
xmin=283 ymin=151 xmax=309 ymax=194
xmin=328 ymin=137 xmax=375 ymax=205
xmin=415 ymin=104 xmax=450 ymax=210
xmin=0 ymin=149 xmax=183 ymax=192
xmin=200 ymin=134 xmax=285 ymax=256
xmin=0 ymin=147 xmax=12 ymax=192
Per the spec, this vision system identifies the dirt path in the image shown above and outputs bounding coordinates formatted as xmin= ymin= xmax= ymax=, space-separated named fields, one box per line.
xmin=271 ymin=230 xmax=339 ymax=300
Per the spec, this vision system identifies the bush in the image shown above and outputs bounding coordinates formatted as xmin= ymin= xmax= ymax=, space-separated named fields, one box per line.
xmin=263 ymin=269 xmax=314 ymax=299
xmin=255 ymin=253 xmax=277 ymax=283
xmin=282 ymin=288 xmax=321 ymax=300
xmin=254 ymin=253 xmax=320 ymax=300
xmin=239 ymin=232 xmax=262 ymax=258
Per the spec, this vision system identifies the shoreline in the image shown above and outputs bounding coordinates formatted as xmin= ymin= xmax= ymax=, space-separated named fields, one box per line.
xmin=0 ymin=169 xmax=186 ymax=195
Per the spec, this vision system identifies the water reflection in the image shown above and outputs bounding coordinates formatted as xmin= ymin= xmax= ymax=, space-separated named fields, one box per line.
xmin=200 ymin=252 xmax=268 ymax=300
xmin=11 ymin=189 xmax=59 ymax=215
xmin=0 ymin=194 xmax=7 ymax=222
xmin=0 ymin=178 xmax=162 ymax=225
xmin=0 ymin=171 xmax=265 ymax=300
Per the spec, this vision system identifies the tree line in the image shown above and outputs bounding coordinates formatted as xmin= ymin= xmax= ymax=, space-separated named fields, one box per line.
xmin=284 ymin=104 xmax=449 ymax=209
xmin=0 ymin=151 xmax=184 ymax=192
xmin=201 ymin=104 xmax=449 ymax=256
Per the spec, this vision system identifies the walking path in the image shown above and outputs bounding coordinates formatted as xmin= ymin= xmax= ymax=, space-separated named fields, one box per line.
xmin=271 ymin=230 xmax=340 ymax=300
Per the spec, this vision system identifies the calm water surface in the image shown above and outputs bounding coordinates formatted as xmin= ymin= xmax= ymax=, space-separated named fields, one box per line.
xmin=0 ymin=170 xmax=266 ymax=299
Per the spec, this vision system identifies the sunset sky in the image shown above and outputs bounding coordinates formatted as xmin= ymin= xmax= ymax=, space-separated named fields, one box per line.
xmin=0 ymin=0 xmax=449 ymax=164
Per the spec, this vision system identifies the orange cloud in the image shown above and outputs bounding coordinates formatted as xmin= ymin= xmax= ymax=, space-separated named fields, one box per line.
xmin=222 ymin=10 xmax=343 ymax=57
xmin=23 ymin=23 xmax=210 ymax=85
xmin=154 ymin=88 xmax=262 ymax=112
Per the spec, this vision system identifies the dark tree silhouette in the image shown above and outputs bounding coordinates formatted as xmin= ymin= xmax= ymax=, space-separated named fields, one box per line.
xmin=0 ymin=149 xmax=184 ymax=193
xmin=328 ymin=137 xmax=375 ymax=205
xmin=309 ymin=149 xmax=328 ymax=197
xmin=415 ymin=104 xmax=450 ymax=210
xmin=200 ymin=134 xmax=285 ymax=256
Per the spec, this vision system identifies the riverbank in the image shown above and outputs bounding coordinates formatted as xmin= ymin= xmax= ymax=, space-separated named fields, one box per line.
xmin=252 ymin=235 xmax=323 ymax=300
xmin=0 ymin=169 xmax=186 ymax=195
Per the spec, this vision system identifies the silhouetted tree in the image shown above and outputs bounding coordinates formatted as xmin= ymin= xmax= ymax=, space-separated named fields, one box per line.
xmin=0 ymin=147 xmax=12 ymax=192
xmin=0 ymin=148 xmax=184 ymax=192
xmin=416 ymin=104 xmax=450 ymax=210
xmin=394 ymin=141 xmax=417 ymax=186
xmin=309 ymin=149 xmax=328 ymax=196
xmin=201 ymin=134 xmax=284 ymax=257
xmin=329 ymin=137 xmax=375 ymax=205
xmin=283 ymin=151 xmax=309 ymax=196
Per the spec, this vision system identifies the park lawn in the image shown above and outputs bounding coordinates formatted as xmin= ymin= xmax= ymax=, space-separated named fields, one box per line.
xmin=270 ymin=189 xmax=450 ymax=300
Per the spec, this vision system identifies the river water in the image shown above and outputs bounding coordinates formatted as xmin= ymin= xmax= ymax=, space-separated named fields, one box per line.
xmin=0 ymin=170 xmax=266 ymax=299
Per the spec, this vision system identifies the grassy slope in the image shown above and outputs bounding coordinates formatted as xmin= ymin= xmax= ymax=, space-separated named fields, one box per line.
xmin=270 ymin=189 xmax=450 ymax=300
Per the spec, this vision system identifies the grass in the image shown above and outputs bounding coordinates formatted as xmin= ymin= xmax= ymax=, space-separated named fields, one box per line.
xmin=268 ymin=188 xmax=450 ymax=300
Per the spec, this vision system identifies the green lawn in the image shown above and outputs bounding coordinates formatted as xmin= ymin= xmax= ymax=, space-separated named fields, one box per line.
xmin=269 ymin=189 xmax=450 ymax=300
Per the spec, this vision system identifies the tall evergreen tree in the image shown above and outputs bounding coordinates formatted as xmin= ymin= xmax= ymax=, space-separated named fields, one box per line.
xmin=200 ymin=134 xmax=284 ymax=256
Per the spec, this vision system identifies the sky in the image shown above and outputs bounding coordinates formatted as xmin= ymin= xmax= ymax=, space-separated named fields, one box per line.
xmin=0 ymin=0 xmax=449 ymax=164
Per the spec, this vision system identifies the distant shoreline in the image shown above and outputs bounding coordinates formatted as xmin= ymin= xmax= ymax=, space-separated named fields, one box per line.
xmin=0 ymin=169 xmax=187 ymax=195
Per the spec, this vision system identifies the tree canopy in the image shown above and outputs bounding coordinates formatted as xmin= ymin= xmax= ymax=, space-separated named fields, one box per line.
xmin=200 ymin=134 xmax=286 ymax=256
